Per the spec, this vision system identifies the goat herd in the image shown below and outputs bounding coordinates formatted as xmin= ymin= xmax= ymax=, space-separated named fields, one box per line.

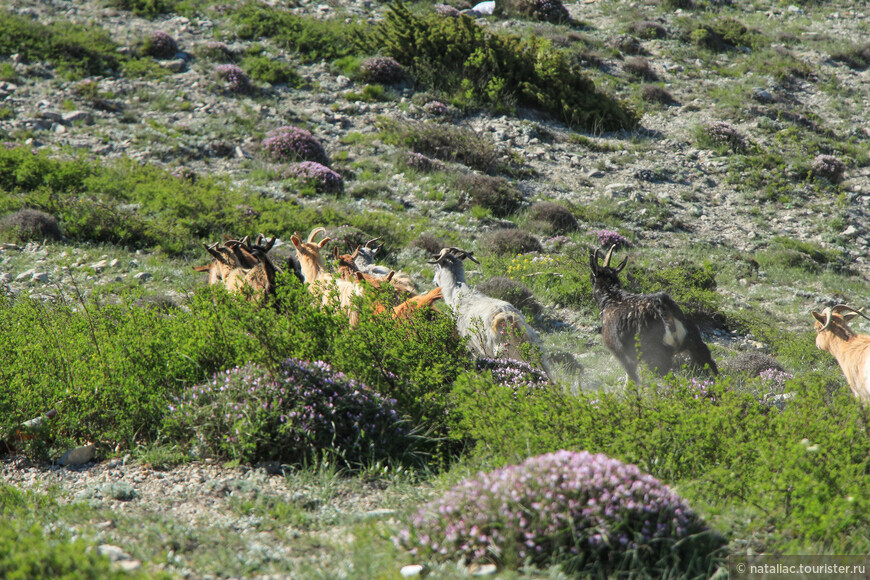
xmin=194 ymin=228 xmax=870 ymax=399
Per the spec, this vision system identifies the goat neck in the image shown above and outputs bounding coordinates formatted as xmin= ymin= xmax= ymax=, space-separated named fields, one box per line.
xmin=433 ymin=257 xmax=468 ymax=307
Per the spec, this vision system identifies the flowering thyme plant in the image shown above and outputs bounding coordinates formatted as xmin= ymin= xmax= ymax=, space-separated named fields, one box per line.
xmin=286 ymin=161 xmax=343 ymax=194
xmin=166 ymin=359 xmax=413 ymax=466
xmin=397 ymin=450 xmax=722 ymax=573
xmin=215 ymin=64 xmax=251 ymax=93
xmin=811 ymin=154 xmax=846 ymax=183
xmin=593 ymin=229 xmax=632 ymax=249
xmin=262 ymin=126 xmax=328 ymax=164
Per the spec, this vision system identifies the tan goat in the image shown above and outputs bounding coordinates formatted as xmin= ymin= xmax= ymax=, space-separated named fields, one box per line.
xmin=193 ymin=236 xmax=280 ymax=300
xmin=291 ymin=228 xmax=364 ymax=325
xmin=812 ymin=304 xmax=870 ymax=401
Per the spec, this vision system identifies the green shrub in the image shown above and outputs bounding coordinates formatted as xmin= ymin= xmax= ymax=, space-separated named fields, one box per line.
xmin=107 ymin=0 xmax=177 ymax=17
xmin=625 ymin=258 xmax=721 ymax=320
xmin=241 ymin=55 xmax=303 ymax=86
xmin=0 ymin=11 xmax=121 ymax=79
xmin=687 ymin=18 xmax=761 ymax=52
xmin=365 ymin=3 xmax=638 ymax=131
xmin=231 ymin=3 xmax=360 ymax=63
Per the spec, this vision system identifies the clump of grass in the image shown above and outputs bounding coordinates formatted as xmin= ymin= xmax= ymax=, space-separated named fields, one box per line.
xmin=482 ymin=229 xmax=543 ymax=256
xmin=640 ymin=84 xmax=676 ymax=105
xmin=0 ymin=209 xmax=63 ymax=242
xmin=496 ymin=0 xmax=571 ymax=24
xmin=831 ymin=44 xmax=870 ymax=70
xmin=405 ymin=152 xmax=446 ymax=172
xmin=810 ymin=154 xmax=846 ymax=184
xmin=629 ymin=20 xmax=667 ymax=40
xmin=142 ymin=30 xmax=178 ymax=59
xmin=623 ymin=56 xmax=657 ymax=80
xmin=700 ymin=121 xmax=749 ymax=153
xmin=408 ymin=233 xmax=445 ymax=255
xmin=721 ymin=352 xmax=785 ymax=378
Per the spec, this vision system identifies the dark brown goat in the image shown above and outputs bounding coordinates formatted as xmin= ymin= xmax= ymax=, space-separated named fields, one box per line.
xmin=589 ymin=246 xmax=718 ymax=383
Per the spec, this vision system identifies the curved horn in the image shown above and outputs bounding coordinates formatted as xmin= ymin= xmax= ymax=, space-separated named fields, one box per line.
xmin=204 ymin=242 xmax=229 ymax=264
xmin=816 ymin=306 xmax=834 ymax=332
xmin=615 ymin=255 xmax=628 ymax=273
xmin=307 ymin=227 xmax=327 ymax=244
xmin=351 ymin=245 xmax=361 ymax=260
xmin=364 ymin=237 xmax=381 ymax=249
xmin=602 ymin=245 xmax=616 ymax=268
xmin=832 ymin=304 xmax=870 ymax=324
xmin=427 ymin=248 xmax=451 ymax=265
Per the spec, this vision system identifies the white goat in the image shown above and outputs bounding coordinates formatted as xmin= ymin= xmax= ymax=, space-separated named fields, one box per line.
xmin=352 ymin=238 xmax=417 ymax=295
xmin=428 ymin=247 xmax=553 ymax=381
xmin=812 ymin=304 xmax=870 ymax=401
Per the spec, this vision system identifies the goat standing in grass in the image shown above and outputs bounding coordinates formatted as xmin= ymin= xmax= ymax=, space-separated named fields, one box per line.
xmin=812 ymin=304 xmax=870 ymax=401
xmin=589 ymin=246 xmax=718 ymax=383
xmin=428 ymin=247 xmax=553 ymax=381
xmin=194 ymin=235 xmax=282 ymax=300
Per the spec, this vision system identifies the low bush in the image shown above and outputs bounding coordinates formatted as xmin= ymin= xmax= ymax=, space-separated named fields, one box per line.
xmin=360 ymin=56 xmax=405 ymax=84
xmin=810 ymin=154 xmax=846 ymax=183
xmin=197 ymin=41 xmax=235 ymax=62
xmin=455 ymin=173 xmax=523 ymax=216
xmin=398 ymin=449 xmax=725 ymax=576
xmin=623 ymin=56 xmax=657 ymax=80
xmin=495 ymin=0 xmax=570 ymax=23
xmin=629 ymin=20 xmax=667 ymax=40
xmin=592 ymin=229 xmax=631 ymax=249
xmin=241 ymin=55 xmax=303 ymax=86
xmin=482 ymin=229 xmax=543 ymax=256
xmin=476 ymin=276 xmax=542 ymax=318
xmin=215 ymin=63 xmax=252 ymax=93
xmin=262 ymin=126 xmax=329 ymax=165
xmin=285 ymin=161 xmax=344 ymax=194
xmin=408 ymin=233 xmax=445 ymax=255
xmin=640 ymin=84 xmax=677 ymax=104
xmin=404 ymin=152 xmax=446 ymax=172
xmin=722 ymin=352 xmax=785 ymax=377
xmin=165 ymin=359 xmax=418 ymax=466
xmin=143 ymin=30 xmax=178 ymax=58
xmin=526 ymin=201 xmax=578 ymax=234
xmin=700 ymin=121 xmax=750 ymax=153
xmin=378 ymin=118 xmax=512 ymax=175
xmin=0 ymin=209 xmax=63 ymax=242
xmin=831 ymin=44 xmax=870 ymax=70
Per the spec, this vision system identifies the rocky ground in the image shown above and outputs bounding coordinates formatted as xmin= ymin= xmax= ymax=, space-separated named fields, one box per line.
xmin=2 ymin=0 xmax=870 ymax=577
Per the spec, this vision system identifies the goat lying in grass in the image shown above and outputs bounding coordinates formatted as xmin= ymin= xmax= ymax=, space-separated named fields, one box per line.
xmin=429 ymin=247 xmax=553 ymax=381
xmin=812 ymin=304 xmax=870 ymax=401
xmin=194 ymin=235 xmax=281 ymax=300
xmin=589 ymin=246 xmax=718 ymax=383
xmin=351 ymin=238 xmax=417 ymax=295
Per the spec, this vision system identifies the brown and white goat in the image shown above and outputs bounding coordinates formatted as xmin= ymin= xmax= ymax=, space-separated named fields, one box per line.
xmin=812 ymin=304 xmax=870 ymax=401
xmin=589 ymin=246 xmax=718 ymax=383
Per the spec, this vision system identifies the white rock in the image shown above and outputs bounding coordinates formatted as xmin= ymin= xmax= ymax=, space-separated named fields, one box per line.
xmin=0 ymin=273 xmax=11 ymax=284
xmin=842 ymin=225 xmax=859 ymax=238
xmin=471 ymin=0 xmax=494 ymax=14
xmin=96 ymin=544 xmax=131 ymax=562
xmin=57 ymin=443 xmax=96 ymax=466
xmin=400 ymin=565 xmax=426 ymax=578
xmin=15 ymin=268 xmax=35 ymax=281
xmin=32 ymin=272 xmax=49 ymax=283
xmin=91 ymin=260 xmax=108 ymax=273
xmin=470 ymin=563 xmax=498 ymax=576
xmin=109 ymin=258 xmax=119 ymax=268
xmin=62 ymin=110 xmax=93 ymax=124
xmin=133 ymin=272 xmax=152 ymax=283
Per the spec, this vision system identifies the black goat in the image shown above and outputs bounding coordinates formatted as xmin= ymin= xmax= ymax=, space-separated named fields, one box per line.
xmin=589 ymin=246 xmax=718 ymax=383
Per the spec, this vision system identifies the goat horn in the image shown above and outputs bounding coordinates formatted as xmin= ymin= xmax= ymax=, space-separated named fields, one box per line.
xmin=307 ymin=227 xmax=327 ymax=244
xmin=462 ymin=250 xmax=480 ymax=264
xmin=832 ymin=304 xmax=870 ymax=324
xmin=427 ymin=248 xmax=451 ymax=264
xmin=261 ymin=236 xmax=276 ymax=253
xmin=817 ymin=306 xmax=834 ymax=332
xmin=602 ymin=245 xmax=616 ymax=268
xmin=364 ymin=237 xmax=381 ymax=248
xmin=615 ymin=255 xmax=628 ymax=273
xmin=351 ymin=245 xmax=361 ymax=260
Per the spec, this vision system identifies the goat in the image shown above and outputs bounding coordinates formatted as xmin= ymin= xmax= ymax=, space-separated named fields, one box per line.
xmin=428 ymin=247 xmax=553 ymax=381
xmin=589 ymin=245 xmax=718 ymax=383
xmin=351 ymin=238 xmax=418 ymax=295
xmin=194 ymin=238 xmax=278 ymax=300
xmin=812 ymin=304 xmax=870 ymax=401
xmin=291 ymin=227 xmax=364 ymax=325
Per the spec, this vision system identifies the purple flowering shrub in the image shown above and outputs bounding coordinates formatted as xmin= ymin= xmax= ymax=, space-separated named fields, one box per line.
xmin=593 ymin=229 xmax=632 ymax=249
xmin=499 ymin=0 xmax=570 ymax=23
xmin=811 ymin=154 xmax=846 ymax=183
xmin=405 ymin=152 xmax=446 ymax=172
xmin=759 ymin=368 xmax=794 ymax=395
xmin=285 ymin=161 xmax=344 ymax=194
xmin=423 ymin=100 xmax=450 ymax=116
xmin=166 ymin=359 xmax=414 ymax=465
xmin=475 ymin=358 xmax=548 ymax=391
xmin=398 ymin=450 xmax=722 ymax=573
xmin=360 ymin=56 xmax=405 ymax=84
xmin=143 ymin=30 xmax=178 ymax=59
xmin=704 ymin=121 xmax=749 ymax=153
xmin=215 ymin=64 xmax=251 ymax=93
xmin=262 ymin=126 xmax=328 ymax=165
xmin=434 ymin=3 xmax=461 ymax=17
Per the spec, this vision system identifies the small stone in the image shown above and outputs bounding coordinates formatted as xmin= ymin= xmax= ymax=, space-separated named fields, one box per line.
xmin=469 ymin=563 xmax=498 ymax=576
xmin=109 ymin=258 xmax=119 ymax=268
xmin=0 ymin=273 xmax=11 ymax=284
xmin=32 ymin=272 xmax=49 ymax=283
xmin=586 ymin=169 xmax=605 ymax=178
xmin=40 ymin=111 xmax=63 ymax=122
xmin=162 ymin=59 xmax=187 ymax=73
xmin=15 ymin=268 xmax=35 ymax=281
xmin=96 ymin=544 xmax=131 ymax=562
xmin=91 ymin=260 xmax=108 ymax=273
xmin=57 ymin=443 xmax=96 ymax=466
xmin=118 ymin=560 xmax=142 ymax=572
xmin=102 ymin=481 xmax=137 ymax=501
xmin=62 ymin=110 xmax=93 ymax=124
xmin=842 ymin=225 xmax=858 ymax=238
xmin=133 ymin=272 xmax=152 ymax=283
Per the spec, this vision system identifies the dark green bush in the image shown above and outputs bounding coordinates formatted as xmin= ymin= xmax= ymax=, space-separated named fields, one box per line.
xmin=0 ymin=208 xmax=62 ymax=242
xmin=687 ymin=18 xmax=761 ymax=52
xmin=455 ymin=173 xmax=523 ymax=216
xmin=108 ymin=0 xmax=177 ymax=17
xmin=526 ymin=201 xmax=578 ymax=234
xmin=365 ymin=3 xmax=638 ymax=131
xmin=482 ymin=229 xmax=543 ymax=256
xmin=241 ymin=55 xmax=304 ymax=86
xmin=0 ymin=11 xmax=121 ymax=79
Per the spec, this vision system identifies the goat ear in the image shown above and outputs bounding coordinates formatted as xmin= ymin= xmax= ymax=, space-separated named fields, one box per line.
xmin=333 ymin=247 xmax=339 ymax=260
xmin=811 ymin=311 xmax=827 ymax=325
xmin=318 ymin=236 xmax=331 ymax=248
xmin=351 ymin=245 xmax=361 ymax=260
xmin=355 ymin=271 xmax=365 ymax=282
xmin=290 ymin=235 xmax=302 ymax=249
xmin=615 ymin=256 xmax=628 ymax=273
xmin=589 ymin=251 xmax=599 ymax=272
xmin=386 ymin=270 xmax=395 ymax=281
xmin=844 ymin=312 xmax=860 ymax=322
